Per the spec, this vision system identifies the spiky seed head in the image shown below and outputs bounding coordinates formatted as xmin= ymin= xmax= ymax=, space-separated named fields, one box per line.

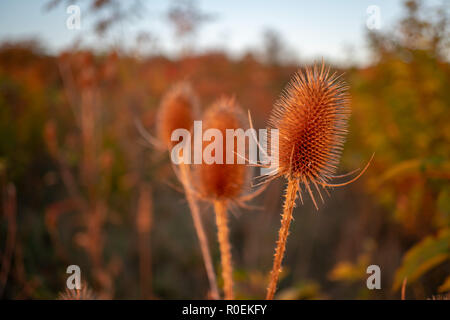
xmin=58 ymin=283 xmax=96 ymax=300
xmin=156 ymin=82 xmax=199 ymax=149
xmin=429 ymin=293 xmax=450 ymax=300
xmin=268 ymin=63 xmax=351 ymax=184
xmin=197 ymin=97 xmax=247 ymax=200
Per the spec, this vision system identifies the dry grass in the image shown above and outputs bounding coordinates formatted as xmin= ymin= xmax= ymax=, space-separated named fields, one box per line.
xmin=156 ymin=82 xmax=200 ymax=149
xmin=136 ymin=183 xmax=154 ymax=299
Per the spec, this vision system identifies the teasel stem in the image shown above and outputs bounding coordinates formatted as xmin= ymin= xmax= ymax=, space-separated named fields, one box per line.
xmin=213 ymin=200 xmax=234 ymax=300
xmin=266 ymin=178 xmax=299 ymax=300
xmin=136 ymin=183 xmax=153 ymax=299
xmin=179 ymin=162 xmax=220 ymax=300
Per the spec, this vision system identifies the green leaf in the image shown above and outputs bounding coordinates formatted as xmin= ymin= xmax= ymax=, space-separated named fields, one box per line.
xmin=438 ymin=275 xmax=450 ymax=293
xmin=393 ymin=228 xmax=450 ymax=291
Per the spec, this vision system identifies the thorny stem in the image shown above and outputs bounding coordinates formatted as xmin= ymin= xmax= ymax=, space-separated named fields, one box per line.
xmin=179 ymin=163 xmax=220 ymax=300
xmin=214 ymin=200 xmax=234 ymax=300
xmin=266 ymin=178 xmax=299 ymax=300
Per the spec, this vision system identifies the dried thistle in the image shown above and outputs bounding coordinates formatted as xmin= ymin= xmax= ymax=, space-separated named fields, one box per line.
xmin=156 ymin=82 xmax=219 ymax=299
xmin=197 ymin=97 xmax=247 ymax=200
xmin=195 ymin=97 xmax=248 ymax=300
xmin=265 ymin=63 xmax=372 ymax=300
xmin=156 ymin=82 xmax=200 ymax=149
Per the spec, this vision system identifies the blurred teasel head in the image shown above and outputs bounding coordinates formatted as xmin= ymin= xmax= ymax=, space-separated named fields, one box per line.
xmin=156 ymin=81 xmax=200 ymax=150
xmin=195 ymin=96 xmax=249 ymax=300
xmin=197 ymin=97 xmax=247 ymax=201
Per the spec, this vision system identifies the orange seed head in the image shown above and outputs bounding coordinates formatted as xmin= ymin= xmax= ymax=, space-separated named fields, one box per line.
xmin=197 ymin=97 xmax=247 ymax=200
xmin=268 ymin=63 xmax=351 ymax=184
xmin=156 ymin=82 xmax=199 ymax=149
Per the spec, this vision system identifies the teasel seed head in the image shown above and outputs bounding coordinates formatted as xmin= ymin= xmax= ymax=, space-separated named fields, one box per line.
xmin=268 ymin=63 xmax=351 ymax=186
xmin=156 ymin=81 xmax=200 ymax=150
xmin=197 ymin=97 xmax=247 ymax=201
xmin=266 ymin=63 xmax=372 ymax=300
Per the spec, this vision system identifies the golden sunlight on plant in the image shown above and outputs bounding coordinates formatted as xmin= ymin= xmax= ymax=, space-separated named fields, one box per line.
xmin=265 ymin=63 xmax=372 ymax=300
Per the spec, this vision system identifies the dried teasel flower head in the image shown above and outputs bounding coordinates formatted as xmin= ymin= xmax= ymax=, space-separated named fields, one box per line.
xmin=268 ymin=63 xmax=350 ymax=182
xmin=197 ymin=97 xmax=247 ymax=201
xmin=264 ymin=62 xmax=371 ymax=210
xmin=156 ymin=81 xmax=200 ymax=150
xmin=265 ymin=62 xmax=372 ymax=300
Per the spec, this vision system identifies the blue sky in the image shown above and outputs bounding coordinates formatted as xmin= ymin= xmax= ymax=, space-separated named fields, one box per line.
xmin=0 ymin=0 xmax=438 ymax=65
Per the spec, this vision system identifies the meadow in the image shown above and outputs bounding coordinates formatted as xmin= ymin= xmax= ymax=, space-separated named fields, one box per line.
xmin=0 ymin=0 xmax=449 ymax=300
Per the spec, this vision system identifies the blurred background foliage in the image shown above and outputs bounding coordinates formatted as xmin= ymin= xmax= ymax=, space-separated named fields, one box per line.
xmin=0 ymin=0 xmax=449 ymax=299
